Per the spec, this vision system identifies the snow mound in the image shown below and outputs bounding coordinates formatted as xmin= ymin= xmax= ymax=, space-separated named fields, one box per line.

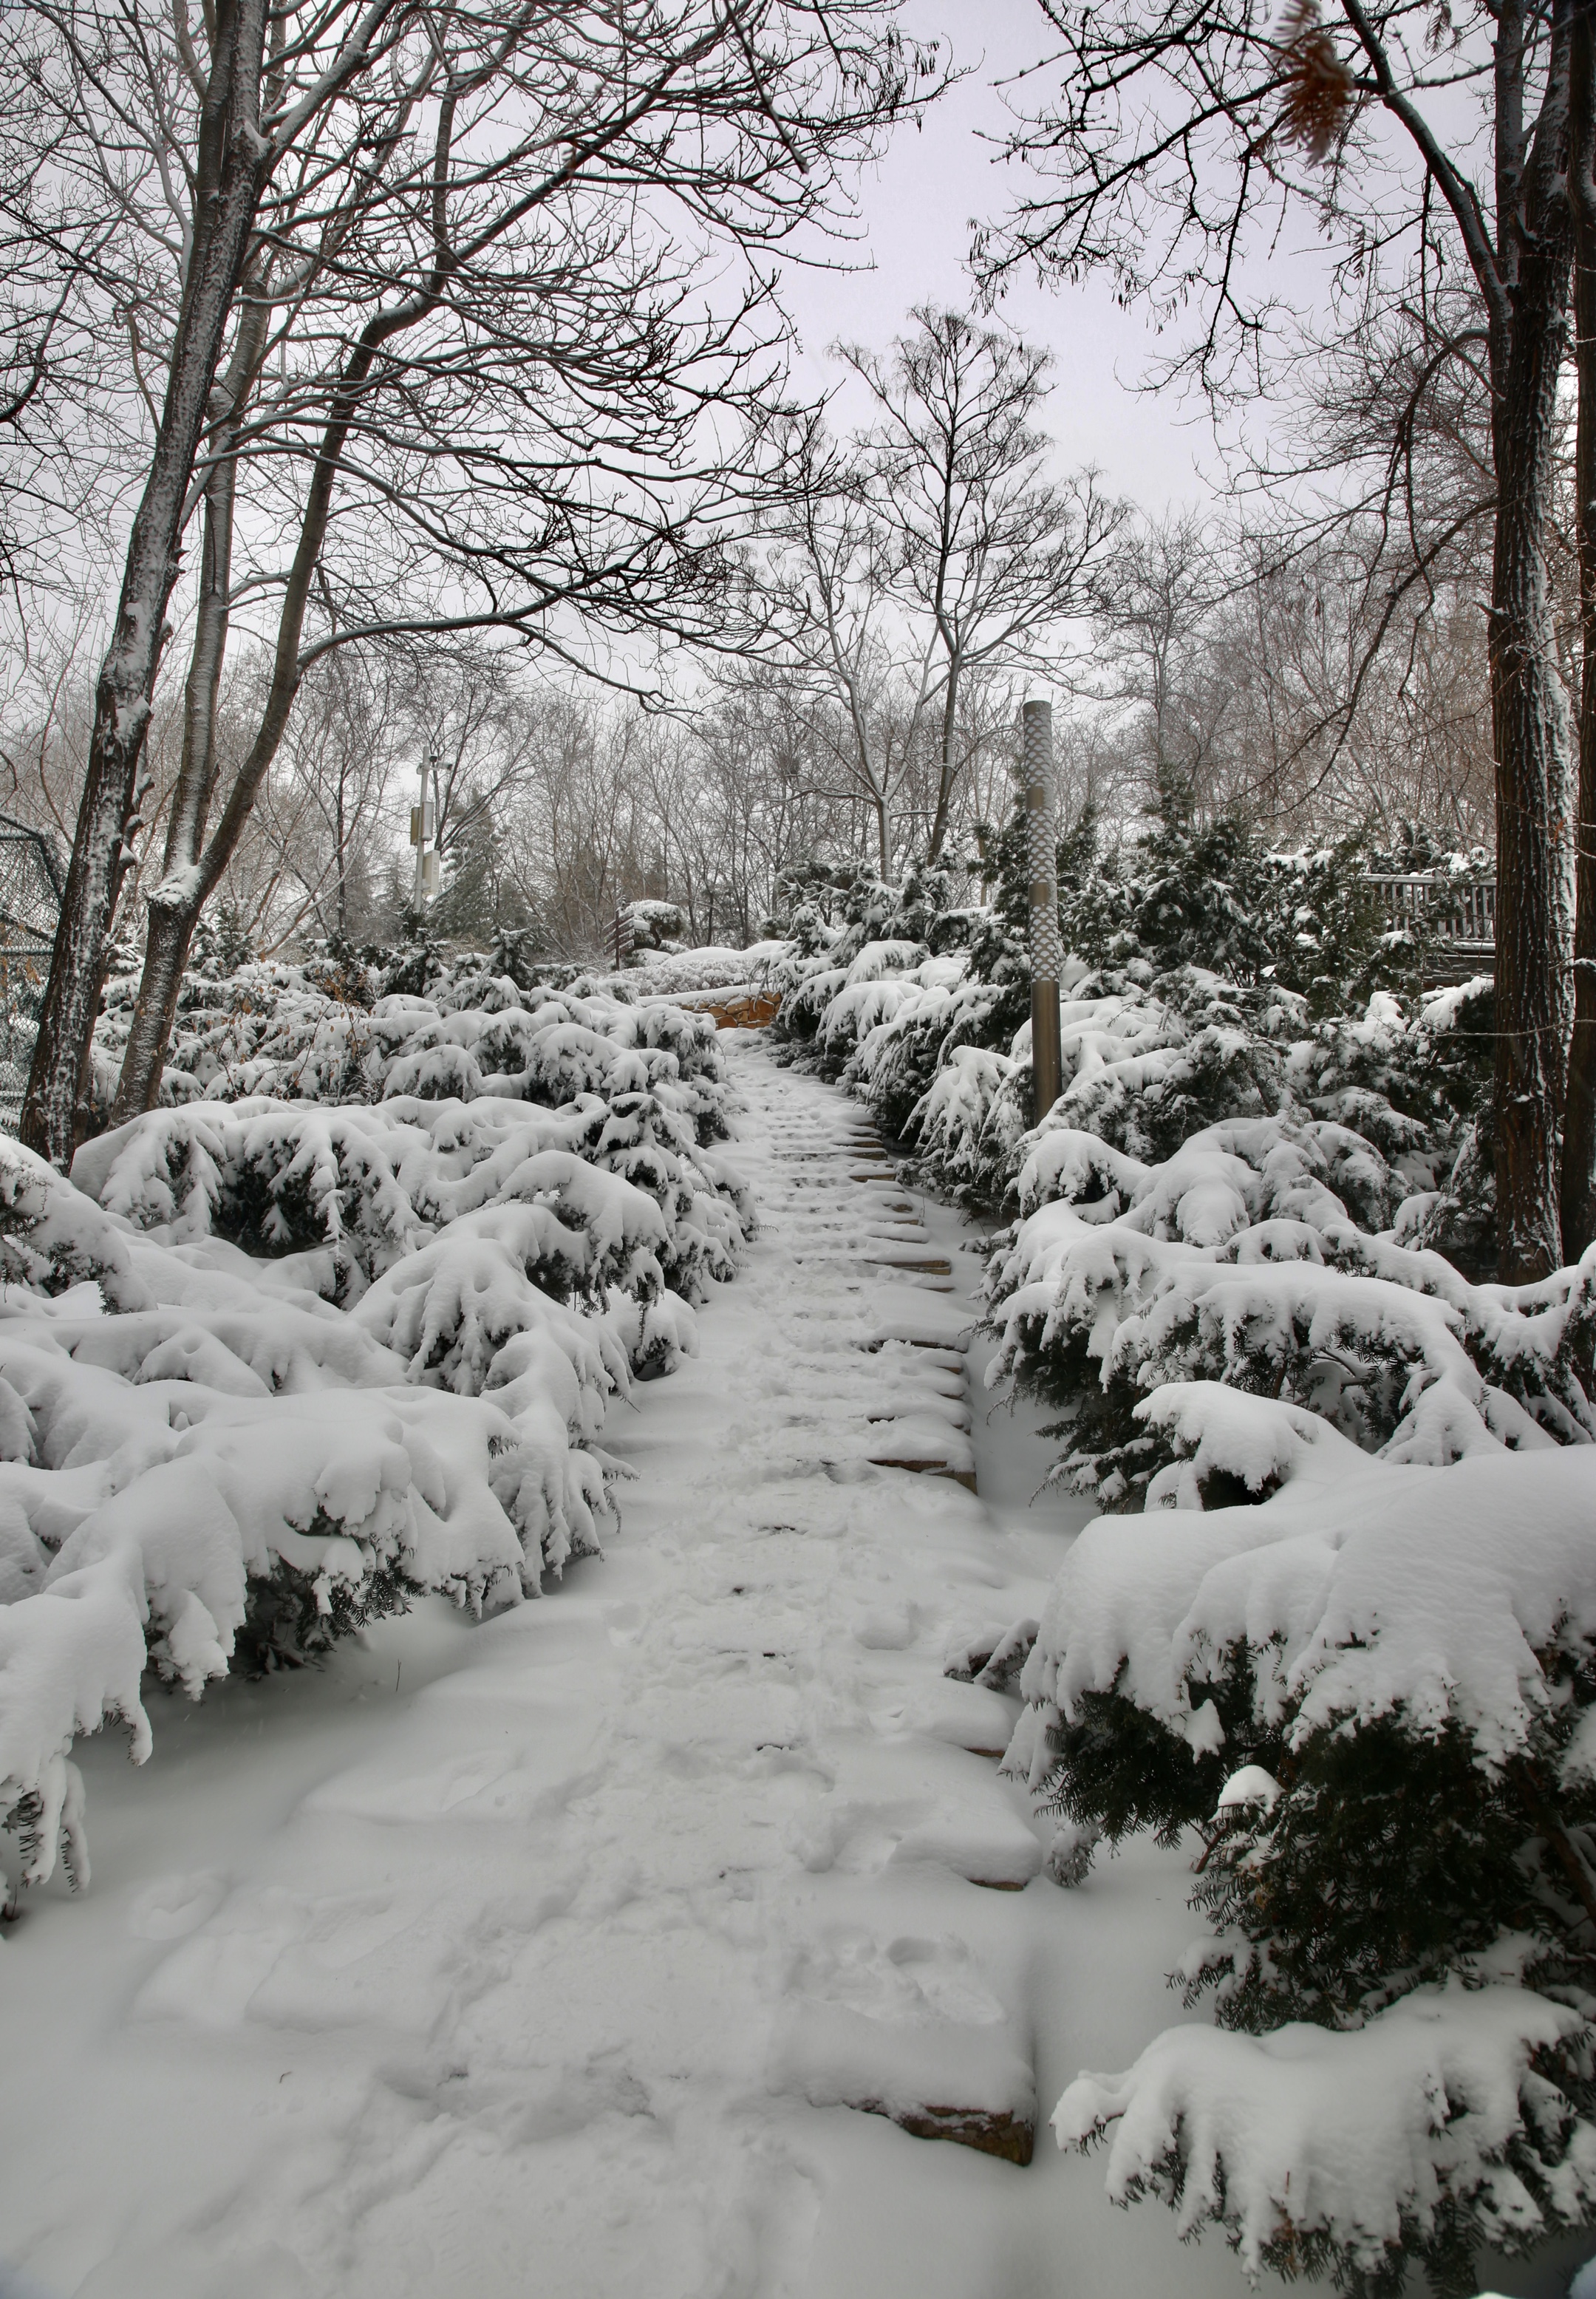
xmin=1007 ymin=1383 xmax=1596 ymax=2286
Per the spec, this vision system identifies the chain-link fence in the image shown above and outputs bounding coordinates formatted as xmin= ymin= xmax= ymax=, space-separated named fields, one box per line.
xmin=0 ymin=818 xmax=63 ymax=1133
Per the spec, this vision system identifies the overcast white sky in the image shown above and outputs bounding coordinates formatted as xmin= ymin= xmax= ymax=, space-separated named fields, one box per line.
xmin=772 ymin=0 xmax=1216 ymax=512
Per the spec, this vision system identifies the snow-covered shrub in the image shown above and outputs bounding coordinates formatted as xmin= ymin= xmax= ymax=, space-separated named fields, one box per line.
xmin=890 ymin=967 xmax=1293 ymax=1213
xmin=1007 ymin=1434 xmax=1596 ymax=2296
xmin=95 ymin=947 xmax=732 ymax=1136
xmin=1057 ymin=778 xmax=1409 ymax=1013
xmin=908 ymin=1041 xmax=1025 ymax=1205
xmin=1038 ymin=973 xmax=1293 ymax=1165
xmin=807 ymin=948 xmax=931 ymax=1082
xmin=987 ymin=1111 xmax=1594 ymax=1511
xmin=0 ymin=956 xmax=753 ymax=1904
xmin=848 ymin=808 xmax=1088 ymax=1185
xmin=78 ymin=1088 xmax=743 ymax=1355
xmin=768 ymin=957 xmax=850 ymax=1054
xmin=0 ymin=1128 xmax=629 ymax=1893
xmin=766 ymin=861 xmax=962 ymax=1062
xmin=857 ymin=975 xmax=1009 ymax=1145
xmin=1056 ymin=1983 xmax=1596 ymax=2296
xmin=618 ymin=896 xmax=688 ymax=956
xmin=779 ymin=789 xmax=1437 ymax=1216
xmin=609 ymin=938 xmax=790 ymax=1003
xmin=1060 ymin=780 xmax=1275 ymax=987
xmin=82 ymin=954 xmax=748 ymax=1333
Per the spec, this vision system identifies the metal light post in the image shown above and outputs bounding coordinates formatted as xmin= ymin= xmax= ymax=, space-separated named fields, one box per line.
xmin=412 ymin=755 xmax=440 ymax=908
xmin=1023 ymin=698 xmax=1063 ymax=1125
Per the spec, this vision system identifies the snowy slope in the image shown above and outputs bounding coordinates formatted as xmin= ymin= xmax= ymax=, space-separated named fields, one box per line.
xmin=0 ymin=1042 xmax=1585 ymax=2298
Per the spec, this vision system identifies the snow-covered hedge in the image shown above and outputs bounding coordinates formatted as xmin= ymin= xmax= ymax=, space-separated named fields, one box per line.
xmin=1003 ymin=1434 xmax=1596 ymax=2293
xmin=78 ymin=1089 xmax=746 ymax=1341
xmin=986 ymin=1109 xmax=1593 ymax=1510
xmin=98 ymin=957 xmax=730 ymax=1136
xmin=0 ymin=956 xmax=750 ymax=1904
xmin=771 ymin=820 xmax=1596 ymax=2290
xmin=765 ymin=792 xmax=1494 ymax=1251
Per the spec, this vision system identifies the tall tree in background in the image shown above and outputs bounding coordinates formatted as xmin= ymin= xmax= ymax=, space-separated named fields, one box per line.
xmin=1089 ymin=508 xmax=1498 ymax=836
xmin=4 ymin=0 xmax=938 ymax=1159
xmin=983 ymin=1 xmax=1592 ymax=1281
xmin=759 ymin=312 xmax=1116 ymax=868
xmin=839 ymin=307 xmax=1119 ymax=857
xmin=757 ymin=412 xmax=927 ymax=873
xmin=248 ymin=650 xmax=404 ymax=948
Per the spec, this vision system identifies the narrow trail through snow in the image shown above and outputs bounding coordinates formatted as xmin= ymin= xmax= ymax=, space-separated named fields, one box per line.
xmin=3 ymin=1044 xmax=1350 ymax=2299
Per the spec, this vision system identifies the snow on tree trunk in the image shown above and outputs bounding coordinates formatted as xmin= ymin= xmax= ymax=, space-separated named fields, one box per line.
xmin=112 ymin=307 xmax=263 ymax=1128
xmin=113 ymin=895 xmax=198 ymax=1120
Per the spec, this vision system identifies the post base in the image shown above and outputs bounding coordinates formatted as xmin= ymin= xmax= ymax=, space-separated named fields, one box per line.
xmin=1031 ymin=978 xmax=1062 ymax=1125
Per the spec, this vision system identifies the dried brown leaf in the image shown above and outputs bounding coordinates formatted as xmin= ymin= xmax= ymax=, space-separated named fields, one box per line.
xmin=1278 ymin=0 xmax=1357 ymax=164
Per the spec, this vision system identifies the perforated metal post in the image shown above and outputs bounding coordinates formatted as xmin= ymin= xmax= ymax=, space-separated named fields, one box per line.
xmin=1023 ymin=698 xmax=1063 ymax=1125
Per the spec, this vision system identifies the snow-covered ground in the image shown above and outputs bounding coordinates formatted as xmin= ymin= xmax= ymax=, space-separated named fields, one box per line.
xmin=1 ymin=1040 xmax=1587 ymax=2298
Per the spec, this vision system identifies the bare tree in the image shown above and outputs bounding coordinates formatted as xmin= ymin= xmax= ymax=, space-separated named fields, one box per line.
xmin=7 ymin=0 xmax=940 ymax=1158
xmin=238 ymin=647 xmax=401 ymax=947
xmin=8 ymin=0 xmax=431 ymax=1160
xmin=500 ymin=691 xmax=657 ymax=956
xmin=1091 ymin=506 xmax=1498 ymax=840
xmin=839 ymin=307 xmax=1119 ymax=856
xmin=398 ymin=648 xmax=545 ymax=902
xmin=981 ymin=0 xmax=1589 ymax=1279
xmin=1093 ymin=512 xmax=1230 ymax=808
xmin=754 ymin=313 xmax=1116 ymax=868
xmin=754 ymin=413 xmax=927 ymax=873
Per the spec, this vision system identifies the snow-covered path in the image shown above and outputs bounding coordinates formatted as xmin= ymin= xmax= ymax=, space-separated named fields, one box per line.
xmin=2 ymin=1046 xmax=1365 ymax=2298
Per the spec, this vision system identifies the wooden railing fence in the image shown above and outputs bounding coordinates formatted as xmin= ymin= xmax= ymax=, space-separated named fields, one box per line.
xmin=1362 ymin=873 xmax=1496 ymax=954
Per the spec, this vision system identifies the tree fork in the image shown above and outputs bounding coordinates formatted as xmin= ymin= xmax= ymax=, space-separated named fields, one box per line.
xmin=111 ymin=81 xmax=468 ymax=1120
xmin=110 ymin=320 xmax=389 ymax=1117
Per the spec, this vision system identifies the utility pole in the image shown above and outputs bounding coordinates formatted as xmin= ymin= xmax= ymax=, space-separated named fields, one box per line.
xmin=1023 ymin=698 xmax=1063 ymax=1125
xmin=411 ymin=755 xmax=440 ymax=910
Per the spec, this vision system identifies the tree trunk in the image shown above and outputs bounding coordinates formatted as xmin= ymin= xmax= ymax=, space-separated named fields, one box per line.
xmin=1489 ymin=231 xmax=1575 ymax=1281
xmin=109 ymin=321 xmax=389 ymax=1116
xmin=108 ymin=78 xmax=466 ymax=1118
xmin=1563 ymin=10 xmax=1596 ymax=1261
xmin=927 ymin=659 xmax=959 ymax=862
xmin=19 ymin=0 xmax=271 ymax=1165
xmin=109 ymin=286 xmax=267 ymax=1126
xmin=112 ymin=899 xmax=199 ymax=1123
